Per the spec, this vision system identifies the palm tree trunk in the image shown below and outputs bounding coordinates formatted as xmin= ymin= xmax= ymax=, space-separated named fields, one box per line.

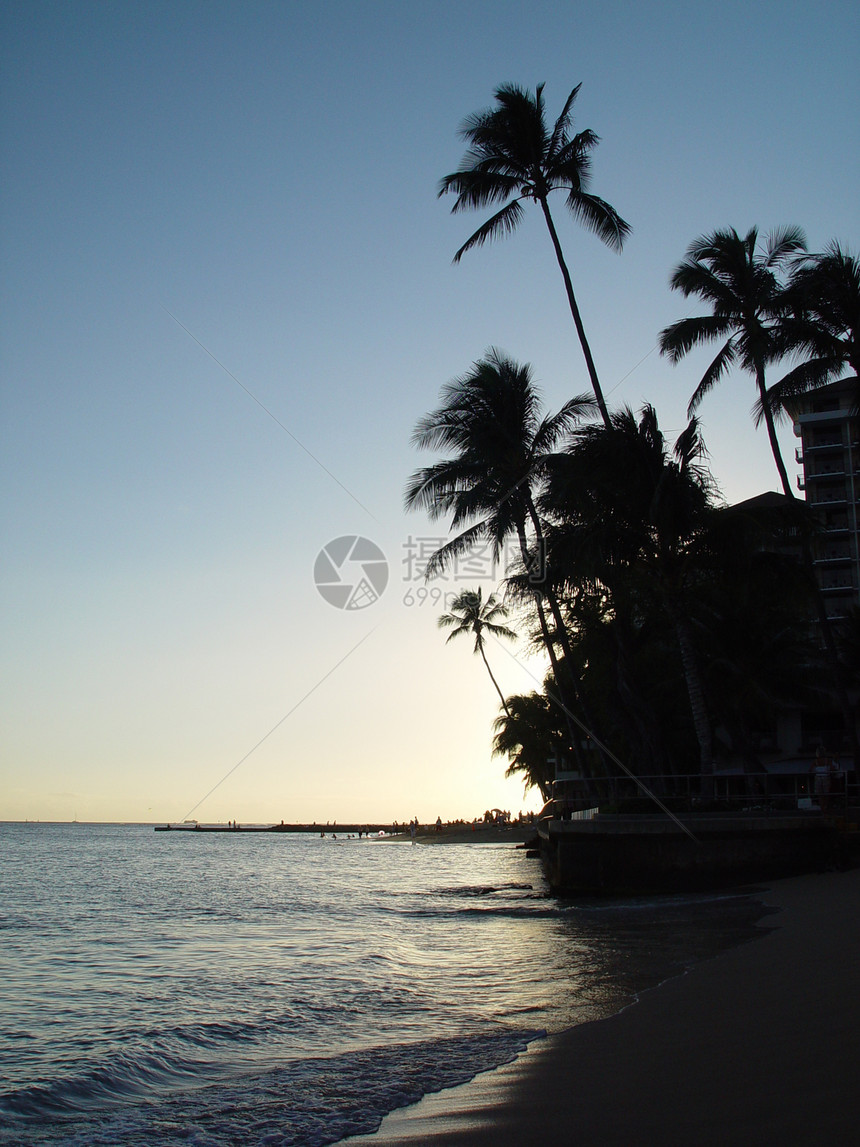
xmin=512 ymin=520 xmax=586 ymax=773
xmin=756 ymin=363 xmax=793 ymax=498
xmin=520 ymin=501 xmax=614 ymax=786
xmin=539 ymin=197 xmax=612 ymax=428
xmin=478 ymin=642 xmax=512 ymax=718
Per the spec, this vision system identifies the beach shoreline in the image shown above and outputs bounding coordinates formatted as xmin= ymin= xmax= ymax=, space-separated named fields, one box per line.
xmin=347 ymin=866 xmax=860 ymax=1144
xmin=396 ymin=826 xmax=537 ymax=846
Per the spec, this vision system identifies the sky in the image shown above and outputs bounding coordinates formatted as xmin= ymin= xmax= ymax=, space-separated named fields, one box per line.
xmin=1 ymin=0 xmax=857 ymax=824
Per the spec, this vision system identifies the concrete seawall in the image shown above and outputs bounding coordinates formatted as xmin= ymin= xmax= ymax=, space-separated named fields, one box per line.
xmin=538 ymin=813 xmax=841 ymax=893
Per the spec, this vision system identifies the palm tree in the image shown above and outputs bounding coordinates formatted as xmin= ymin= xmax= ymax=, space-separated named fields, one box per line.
xmin=659 ymin=225 xmax=806 ymax=497
xmin=542 ymin=405 xmax=720 ymax=790
xmin=438 ymin=588 xmax=516 ymax=717
xmin=439 ymin=83 xmax=629 ymax=427
xmin=766 ymin=242 xmax=860 ymax=414
xmin=492 ymin=690 xmax=567 ymax=801
xmin=405 ymin=349 xmax=592 ymax=577
xmin=405 ymin=349 xmax=595 ymax=751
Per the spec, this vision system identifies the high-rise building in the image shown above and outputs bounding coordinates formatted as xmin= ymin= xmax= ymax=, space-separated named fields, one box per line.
xmin=792 ymin=378 xmax=860 ymax=618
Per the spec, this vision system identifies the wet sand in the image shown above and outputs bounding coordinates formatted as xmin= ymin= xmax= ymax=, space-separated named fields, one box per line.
xmin=349 ymin=866 xmax=860 ymax=1145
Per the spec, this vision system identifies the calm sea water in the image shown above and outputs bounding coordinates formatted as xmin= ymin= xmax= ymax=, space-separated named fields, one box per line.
xmin=0 ymin=822 xmax=769 ymax=1145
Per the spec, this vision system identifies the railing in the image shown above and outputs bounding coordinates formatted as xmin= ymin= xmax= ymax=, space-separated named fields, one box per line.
xmin=809 ymin=494 xmax=848 ymax=506
xmin=550 ymin=771 xmax=857 ymax=818
xmin=804 ymin=437 xmax=844 ymax=450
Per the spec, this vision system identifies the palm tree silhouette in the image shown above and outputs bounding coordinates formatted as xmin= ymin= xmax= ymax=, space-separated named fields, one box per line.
xmin=438 ymin=588 xmax=516 ymax=717
xmin=405 ymin=349 xmax=594 ymax=747
xmin=439 ymin=83 xmax=629 ymax=427
xmin=544 ymin=405 xmax=720 ymax=790
xmin=659 ymin=225 xmax=806 ymax=497
xmin=405 ymin=349 xmax=593 ymax=577
xmin=766 ymin=242 xmax=859 ymax=414
xmin=492 ymin=689 xmax=566 ymax=801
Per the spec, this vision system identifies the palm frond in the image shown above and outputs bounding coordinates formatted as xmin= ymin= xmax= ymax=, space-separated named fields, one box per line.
xmin=531 ymin=393 xmax=596 ymax=454
xmin=763 ymin=225 xmax=807 ymax=268
xmin=452 ymin=200 xmax=526 ymax=262
xmin=438 ymin=168 xmax=523 ymax=210
xmin=673 ymin=417 xmax=705 ymax=470
xmin=668 ymin=259 xmax=739 ymax=309
xmin=685 ymin=227 xmax=746 ymax=266
xmin=551 ymin=127 xmax=598 ymax=175
xmin=547 ymin=82 xmax=582 ymax=158
xmin=564 ymin=190 xmax=630 ymax=251
xmin=659 ymin=316 xmax=733 ymax=362
xmin=765 ymin=357 xmax=843 ymax=410
xmin=423 ymin=521 xmax=491 ymax=580
xmin=687 ymin=340 xmax=736 ymax=415
xmin=403 ymin=457 xmax=482 ymax=515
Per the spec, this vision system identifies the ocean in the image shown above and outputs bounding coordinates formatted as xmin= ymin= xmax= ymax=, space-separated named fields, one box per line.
xmin=0 ymin=822 xmax=770 ymax=1145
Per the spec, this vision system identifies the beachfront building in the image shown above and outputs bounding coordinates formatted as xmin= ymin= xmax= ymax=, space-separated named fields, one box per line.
xmin=791 ymin=377 xmax=860 ymax=617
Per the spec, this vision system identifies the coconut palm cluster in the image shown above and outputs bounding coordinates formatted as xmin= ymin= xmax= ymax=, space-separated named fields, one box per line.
xmin=407 ymin=83 xmax=858 ymax=800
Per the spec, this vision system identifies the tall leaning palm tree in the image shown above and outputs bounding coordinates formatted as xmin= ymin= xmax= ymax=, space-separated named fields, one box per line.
xmin=659 ymin=225 xmax=806 ymax=497
xmin=439 ymin=82 xmax=630 ymax=427
xmin=438 ymin=588 xmax=516 ymax=717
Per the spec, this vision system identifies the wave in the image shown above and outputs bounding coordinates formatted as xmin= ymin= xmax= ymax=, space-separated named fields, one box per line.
xmin=0 ymin=1029 xmax=544 ymax=1146
xmin=0 ymin=1046 xmax=212 ymax=1117
xmin=398 ymin=902 xmax=566 ymax=920
xmin=432 ymin=882 xmax=535 ymax=897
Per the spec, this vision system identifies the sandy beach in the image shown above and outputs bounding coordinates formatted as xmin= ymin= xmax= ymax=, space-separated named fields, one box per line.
xmin=350 ymin=866 xmax=860 ymax=1145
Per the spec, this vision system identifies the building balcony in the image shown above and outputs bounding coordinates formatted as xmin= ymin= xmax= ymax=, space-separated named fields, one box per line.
xmin=809 ymin=496 xmax=848 ymax=508
xmin=806 ymin=468 xmax=847 ymax=481
xmin=800 ymin=433 xmax=845 ymax=448
xmin=807 ymin=472 xmax=848 ymax=486
xmin=795 ymin=410 xmax=850 ymax=426
xmin=814 ymin=551 xmax=855 ymax=564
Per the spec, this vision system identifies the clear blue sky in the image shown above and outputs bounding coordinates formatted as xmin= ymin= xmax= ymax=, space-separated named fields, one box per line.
xmin=2 ymin=0 xmax=857 ymax=822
